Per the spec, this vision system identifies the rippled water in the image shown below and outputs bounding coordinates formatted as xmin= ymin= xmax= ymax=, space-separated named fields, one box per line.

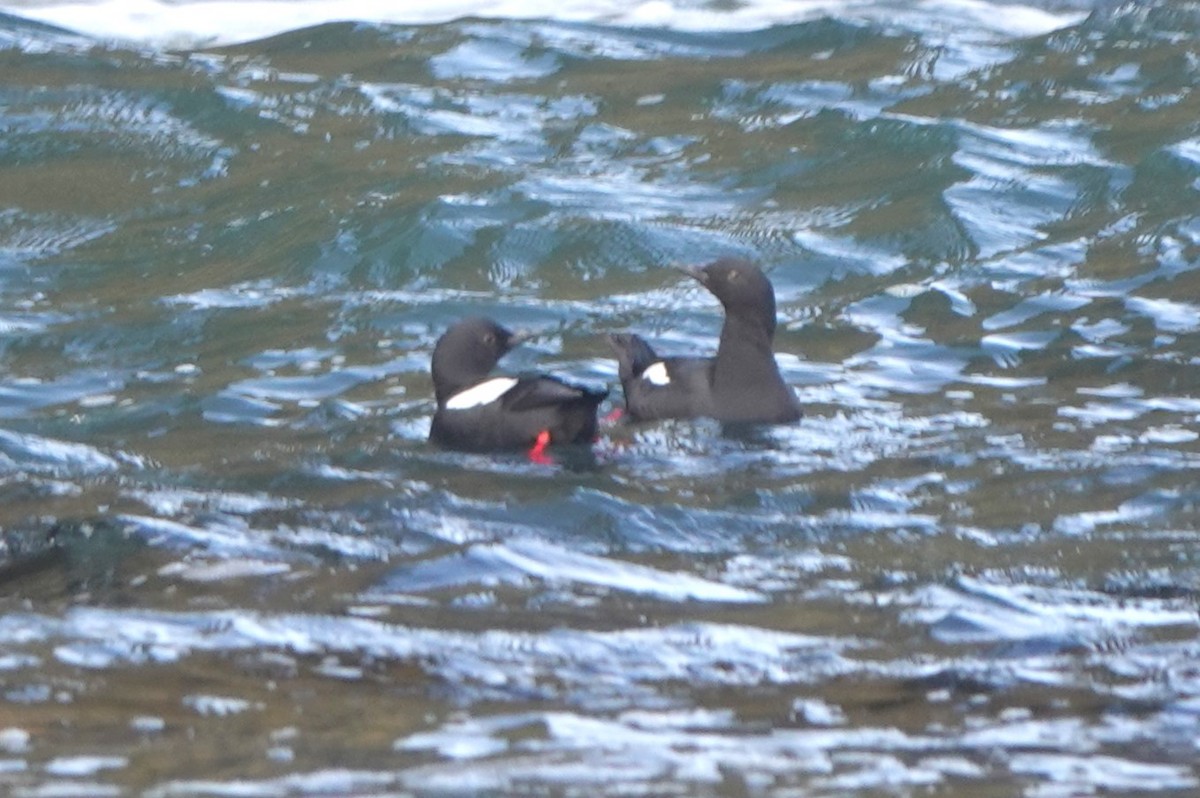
xmin=2 ymin=1 xmax=1200 ymax=795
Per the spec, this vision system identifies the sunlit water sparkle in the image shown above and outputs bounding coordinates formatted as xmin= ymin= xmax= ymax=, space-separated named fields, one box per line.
xmin=1 ymin=0 xmax=1200 ymax=795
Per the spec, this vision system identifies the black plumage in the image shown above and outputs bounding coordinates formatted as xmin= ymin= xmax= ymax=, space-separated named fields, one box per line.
xmin=610 ymin=258 xmax=800 ymax=425
xmin=429 ymin=317 xmax=608 ymax=453
xmin=606 ymin=332 xmax=714 ymax=421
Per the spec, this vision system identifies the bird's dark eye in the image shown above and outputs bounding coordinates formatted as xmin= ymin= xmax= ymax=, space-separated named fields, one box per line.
xmin=728 ymin=269 xmax=740 ymax=281
xmin=483 ymin=333 xmax=495 ymax=345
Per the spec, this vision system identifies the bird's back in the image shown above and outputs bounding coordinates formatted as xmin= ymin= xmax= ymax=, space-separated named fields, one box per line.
xmin=608 ymin=333 xmax=714 ymax=421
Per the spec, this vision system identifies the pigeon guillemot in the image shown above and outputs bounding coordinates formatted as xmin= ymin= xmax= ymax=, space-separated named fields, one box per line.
xmin=609 ymin=258 xmax=801 ymax=425
xmin=606 ymin=332 xmax=714 ymax=421
xmin=429 ymin=317 xmax=608 ymax=458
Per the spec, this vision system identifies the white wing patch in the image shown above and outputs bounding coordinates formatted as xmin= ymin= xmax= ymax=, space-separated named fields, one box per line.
xmin=445 ymin=377 xmax=518 ymax=409
xmin=642 ymin=361 xmax=670 ymax=386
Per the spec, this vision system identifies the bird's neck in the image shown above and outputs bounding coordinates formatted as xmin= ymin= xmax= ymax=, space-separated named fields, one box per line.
xmin=713 ymin=314 xmax=777 ymax=386
xmin=717 ymin=311 xmax=774 ymax=355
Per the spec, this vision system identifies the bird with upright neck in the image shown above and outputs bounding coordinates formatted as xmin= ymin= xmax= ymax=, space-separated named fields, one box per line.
xmin=608 ymin=258 xmax=800 ymax=425
xmin=429 ymin=317 xmax=608 ymax=458
xmin=679 ymin=257 xmax=800 ymax=424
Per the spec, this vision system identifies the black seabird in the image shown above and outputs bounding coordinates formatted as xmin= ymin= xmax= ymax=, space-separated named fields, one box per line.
xmin=609 ymin=257 xmax=800 ymax=425
xmin=606 ymin=332 xmax=714 ymax=421
xmin=429 ymin=317 xmax=608 ymax=459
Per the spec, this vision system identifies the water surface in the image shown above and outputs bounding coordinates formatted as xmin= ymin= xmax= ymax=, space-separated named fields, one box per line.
xmin=1 ymin=1 xmax=1199 ymax=795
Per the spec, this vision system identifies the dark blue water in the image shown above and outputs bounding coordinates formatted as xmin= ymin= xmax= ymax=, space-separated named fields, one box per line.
xmin=1 ymin=2 xmax=1199 ymax=795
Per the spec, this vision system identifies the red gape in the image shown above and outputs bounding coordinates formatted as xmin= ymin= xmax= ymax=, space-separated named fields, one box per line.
xmin=528 ymin=429 xmax=553 ymax=464
xmin=602 ymin=407 xmax=625 ymax=424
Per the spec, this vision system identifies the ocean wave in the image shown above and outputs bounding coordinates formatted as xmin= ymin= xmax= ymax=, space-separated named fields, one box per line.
xmin=0 ymin=0 xmax=1090 ymax=48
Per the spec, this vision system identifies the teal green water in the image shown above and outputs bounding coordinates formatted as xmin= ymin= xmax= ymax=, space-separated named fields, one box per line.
xmin=2 ymin=5 xmax=1200 ymax=795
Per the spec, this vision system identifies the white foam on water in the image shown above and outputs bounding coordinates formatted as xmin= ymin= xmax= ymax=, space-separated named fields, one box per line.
xmin=120 ymin=513 xmax=282 ymax=558
xmin=0 ymin=429 xmax=123 ymax=474
xmin=128 ymin=486 xmax=295 ymax=516
xmin=379 ymin=537 xmax=767 ymax=603
xmin=183 ymin=694 xmax=261 ymax=716
xmin=157 ymin=559 xmax=292 ymax=582
xmin=1009 ymin=753 xmax=1198 ymax=793
xmin=0 ymin=0 xmax=1088 ymax=48
xmin=44 ymin=756 xmax=128 ymax=777
xmin=910 ymin=576 xmax=1200 ymax=647
xmin=10 ymin=606 xmax=853 ymax=689
xmin=0 ymin=728 xmax=30 ymax=754
xmin=1125 ymin=295 xmax=1200 ymax=334
xmin=161 ymin=280 xmax=305 ymax=310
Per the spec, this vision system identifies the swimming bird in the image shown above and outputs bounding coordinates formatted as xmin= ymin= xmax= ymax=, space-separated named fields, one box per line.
xmin=609 ymin=257 xmax=801 ymax=424
xmin=606 ymin=332 xmax=714 ymax=421
xmin=429 ymin=317 xmax=608 ymax=459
